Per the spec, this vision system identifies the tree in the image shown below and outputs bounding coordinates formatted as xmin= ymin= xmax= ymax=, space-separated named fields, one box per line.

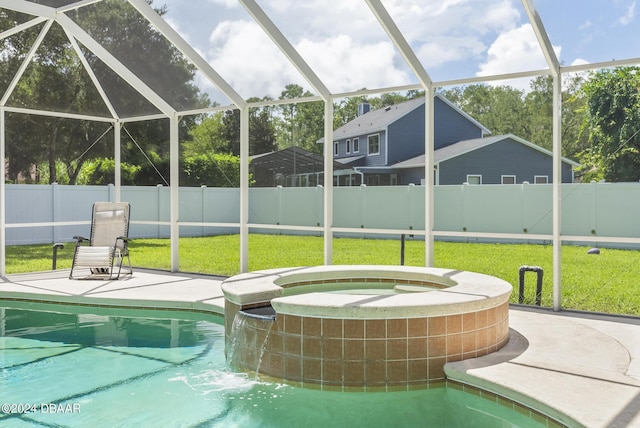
xmin=181 ymin=153 xmax=244 ymax=187
xmin=77 ymin=158 xmax=141 ymax=185
xmin=218 ymin=104 xmax=278 ymax=156
xmin=580 ymin=67 xmax=640 ymax=182
xmin=1 ymin=1 xmax=208 ymax=184
xmin=523 ymin=75 xmax=588 ymax=158
xmin=277 ymin=84 xmax=324 ymax=153
xmin=440 ymin=84 xmax=528 ymax=138
xmin=183 ymin=112 xmax=228 ymax=157
xmin=247 ymin=97 xmax=277 ymax=155
xmin=333 ymin=93 xmax=370 ymax=128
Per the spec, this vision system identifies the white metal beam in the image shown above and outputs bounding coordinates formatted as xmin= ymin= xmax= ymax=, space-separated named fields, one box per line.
xmin=1 ymin=19 xmax=53 ymax=106
xmin=56 ymin=13 xmax=175 ymax=117
xmin=522 ymin=0 xmax=562 ymax=310
xmin=127 ymin=0 xmax=247 ymax=109
xmin=57 ymin=0 xmax=103 ymax=13
xmin=522 ymin=0 xmax=560 ymax=75
xmin=424 ymin=88 xmax=435 ymax=267
xmin=0 ymin=109 xmax=5 ymax=277
xmin=365 ymin=0 xmax=435 ymax=267
xmin=552 ymin=75 xmax=562 ymax=311
xmin=170 ymin=115 xmax=179 ymax=271
xmin=0 ymin=0 xmax=56 ymax=18
xmin=240 ymin=107 xmax=249 ymax=272
xmin=365 ymin=0 xmax=433 ymax=88
xmin=323 ymin=100 xmax=334 ymax=265
xmin=0 ymin=16 xmax=48 ymax=40
xmin=3 ymin=106 xmax=115 ymax=123
xmin=64 ymin=28 xmax=119 ymax=119
xmin=114 ymin=121 xmax=121 ymax=202
xmin=239 ymin=0 xmax=331 ymax=101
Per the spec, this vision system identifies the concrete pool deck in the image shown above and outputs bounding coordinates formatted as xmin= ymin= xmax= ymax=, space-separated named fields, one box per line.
xmin=1 ymin=269 xmax=639 ymax=428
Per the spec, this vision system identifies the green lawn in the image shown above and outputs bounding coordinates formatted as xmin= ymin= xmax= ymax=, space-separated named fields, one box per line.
xmin=5 ymin=234 xmax=640 ymax=316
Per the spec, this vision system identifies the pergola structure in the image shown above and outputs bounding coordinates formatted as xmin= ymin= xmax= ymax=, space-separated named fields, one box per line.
xmin=1 ymin=0 xmax=639 ymax=311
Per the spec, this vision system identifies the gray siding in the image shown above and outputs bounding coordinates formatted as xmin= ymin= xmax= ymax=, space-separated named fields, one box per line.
xmin=366 ymin=131 xmax=387 ymax=167
xmin=335 ymin=96 xmax=486 ymax=167
xmin=387 ymin=105 xmax=425 ymax=164
xmin=434 ymin=97 xmax=485 ymax=149
xmin=334 ymin=132 xmax=387 ymax=167
xmin=387 ymin=97 xmax=487 ymax=165
xmin=437 ymin=138 xmax=573 ymax=184
xmin=400 ymin=168 xmax=427 ymax=185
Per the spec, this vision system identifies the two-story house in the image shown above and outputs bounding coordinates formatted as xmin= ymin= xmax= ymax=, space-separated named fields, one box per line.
xmin=329 ymin=95 xmax=578 ymax=186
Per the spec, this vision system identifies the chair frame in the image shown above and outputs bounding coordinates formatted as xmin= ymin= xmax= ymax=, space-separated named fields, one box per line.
xmin=69 ymin=202 xmax=133 ymax=280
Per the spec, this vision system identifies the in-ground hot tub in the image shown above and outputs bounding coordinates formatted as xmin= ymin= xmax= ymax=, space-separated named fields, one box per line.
xmin=222 ymin=265 xmax=512 ymax=391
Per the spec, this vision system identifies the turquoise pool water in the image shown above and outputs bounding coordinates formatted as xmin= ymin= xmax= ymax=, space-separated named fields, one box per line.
xmin=282 ymin=281 xmax=440 ymax=296
xmin=0 ymin=304 xmax=547 ymax=427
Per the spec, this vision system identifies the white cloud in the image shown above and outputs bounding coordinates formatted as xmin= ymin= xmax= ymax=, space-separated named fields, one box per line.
xmin=477 ymin=24 xmax=561 ymax=91
xmin=163 ymin=0 xmax=538 ymax=100
xmin=205 ymin=18 xmax=412 ymax=98
xmin=206 ymin=0 xmax=239 ymax=8
xmin=570 ymin=58 xmax=589 ymax=67
xmin=617 ymin=1 xmax=636 ymax=26
xmin=296 ymin=35 xmax=410 ymax=92
xmin=206 ymin=20 xmax=307 ymax=99
xmin=376 ymin=0 xmax=521 ymax=74
xmin=416 ymin=37 xmax=486 ymax=68
xmin=579 ymin=20 xmax=593 ymax=30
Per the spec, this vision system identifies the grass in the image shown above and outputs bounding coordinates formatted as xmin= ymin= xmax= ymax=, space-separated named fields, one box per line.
xmin=5 ymin=234 xmax=640 ymax=316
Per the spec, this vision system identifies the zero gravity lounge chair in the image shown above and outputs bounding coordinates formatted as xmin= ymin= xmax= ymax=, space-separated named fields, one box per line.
xmin=69 ymin=202 xmax=133 ymax=280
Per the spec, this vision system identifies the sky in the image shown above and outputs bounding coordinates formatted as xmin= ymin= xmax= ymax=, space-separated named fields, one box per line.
xmin=156 ymin=0 xmax=639 ymax=105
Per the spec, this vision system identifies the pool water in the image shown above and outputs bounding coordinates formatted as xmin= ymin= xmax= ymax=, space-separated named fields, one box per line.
xmin=282 ymin=281 xmax=440 ymax=296
xmin=0 ymin=304 xmax=547 ymax=427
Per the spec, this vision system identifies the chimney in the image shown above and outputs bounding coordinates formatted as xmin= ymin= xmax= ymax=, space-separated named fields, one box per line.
xmin=358 ymin=102 xmax=371 ymax=116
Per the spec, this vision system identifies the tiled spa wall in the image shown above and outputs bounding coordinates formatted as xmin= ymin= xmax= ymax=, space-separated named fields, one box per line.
xmin=227 ymin=301 xmax=510 ymax=390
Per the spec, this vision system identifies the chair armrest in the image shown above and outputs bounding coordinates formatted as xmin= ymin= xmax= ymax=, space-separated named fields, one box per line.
xmin=73 ymin=236 xmax=89 ymax=242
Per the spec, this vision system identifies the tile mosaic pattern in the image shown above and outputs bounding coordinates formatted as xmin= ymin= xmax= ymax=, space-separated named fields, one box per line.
xmin=228 ymin=301 xmax=509 ymax=390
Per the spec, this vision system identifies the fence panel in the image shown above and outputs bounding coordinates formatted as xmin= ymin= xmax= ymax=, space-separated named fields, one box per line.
xmin=5 ymin=182 xmax=640 ymax=247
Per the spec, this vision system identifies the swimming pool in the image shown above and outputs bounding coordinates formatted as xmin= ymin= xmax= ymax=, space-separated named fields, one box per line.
xmin=0 ymin=303 xmax=554 ymax=427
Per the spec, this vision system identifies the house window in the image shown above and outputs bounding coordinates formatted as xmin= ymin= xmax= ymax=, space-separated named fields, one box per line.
xmin=466 ymin=174 xmax=482 ymax=185
xmin=390 ymin=174 xmax=398 ymax=185
xmin=334 ymin=141 xmax=339 ymax=156
xmin=501 ymin=175 xmax=516 ymax=184
xmin=353 ymin=138 xmax=359 ymax=153
xmin=346 ymin=139 xmax=351 ymax=154
xmin=368 ymin=134 xmax=380 ymax=155
xmin=366 ymin=175 xmax=380 ymax=186
xmin=534 ymin=175 xmax=548 ymax=184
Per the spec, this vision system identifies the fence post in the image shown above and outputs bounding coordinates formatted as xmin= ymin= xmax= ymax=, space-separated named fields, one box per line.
xmin=201 ymin=185 xmax=207 ymax=238
xmin=51 ymin=182 xmax=58 ymax=244
xmin=157 ymin=184 xmax=163 ymax=239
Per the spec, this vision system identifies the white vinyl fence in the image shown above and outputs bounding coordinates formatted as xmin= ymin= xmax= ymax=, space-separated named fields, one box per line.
xmin=4 ymin=182 xmax=640 ymax=248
